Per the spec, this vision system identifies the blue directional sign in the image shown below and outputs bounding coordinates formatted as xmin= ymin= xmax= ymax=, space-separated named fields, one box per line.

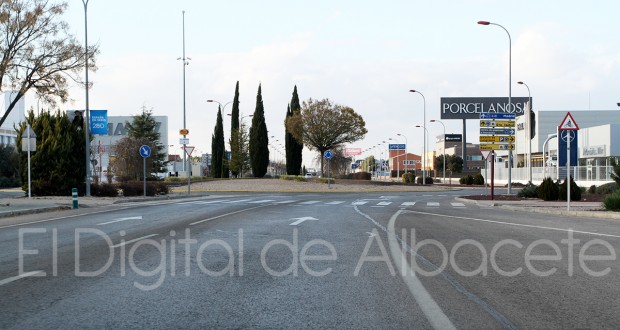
xmin=351 ymin=163 xmax=359 ymax=169
xmin=558 ymin=130 xmax=577 ymax=168
xmin=388 ymin=144 xmax=406 ymax=150
xmin=480 ymin=128 xmax=515 ymax=135
xmin=324 ymin=150 xmax=333 ymax=160
xmin=479 ymin=113 xmax=516 ymax=120
xmin=139 ymin=145 xmax=151 ymax=158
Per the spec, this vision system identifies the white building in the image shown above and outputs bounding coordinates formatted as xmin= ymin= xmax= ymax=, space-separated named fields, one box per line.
xmin=0 ymin=91 xmax=25 ymax=146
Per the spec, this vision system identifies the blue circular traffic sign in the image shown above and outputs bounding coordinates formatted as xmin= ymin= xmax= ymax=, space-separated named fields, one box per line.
xmin=139 ymin=145 xmax=151 ymax=158
xmin=324 ymin=150 xmax=333 ymax=160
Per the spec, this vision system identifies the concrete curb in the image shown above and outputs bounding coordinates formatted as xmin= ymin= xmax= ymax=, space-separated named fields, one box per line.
xmin=0 ymin=206 xmax=71 ymax=219
xmin=454 ymin=197 xmax=620 ymax=220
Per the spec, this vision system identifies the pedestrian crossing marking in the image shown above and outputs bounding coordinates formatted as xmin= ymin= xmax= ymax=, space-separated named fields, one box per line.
xmin=401 ymin=202 xmax=416 ymax=206
xmin=427 ymin=202 xmax=440 ymax=207
xmin=451 ymin=203 xmax=466 ymax=207
xmin=352 ymin=201 xmax=368 ymax=205
xmin=377 ymin=202 xmax=392 ymax=206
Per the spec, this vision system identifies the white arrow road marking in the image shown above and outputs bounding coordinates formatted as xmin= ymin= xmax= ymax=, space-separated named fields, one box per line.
xmin=98 ymin=216 xmax=143 ymax=226
xmin=366 ymin=231 xmax=376 ymax=238
xmin=299 ymin=201 xmax=320 ymax=205
xmin=325 ymin=201 xmax=345 ymax=205
xmin=289 ymin=217 xmax=319 ymax=226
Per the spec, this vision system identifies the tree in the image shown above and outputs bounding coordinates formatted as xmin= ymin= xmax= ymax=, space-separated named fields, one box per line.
xmin=312 ymin=146 xmax=351 ymax=177
xmin=109 ymin=136 xmax=149 ymax=181
xmin=611 ymin=159 xmax=620 ymax=186
xmin=0 ymin=144 xmax=19 ymax=178
xmin=285 ymin=86 xmax=303 ymax=175
xmin=249 ymin=84 xmax=269 ymax=177
xmin=229 ymin=81 xmax=241 ymax=177
xmin=447 ymin=155 xmax=464 ymax=175
xmin=16 ymin=109 xmax=86 ymax=195
xmin=126 ymin=108 xmax=167 ymax=175
xmin=285 ymin=98 xmax=367 ymax=176
xmin=228 ymin=121 xmax=249 ymax=177
xmin=0 ymin=0 xmax=98 ymax=127
xmin=211 ymin=107 xmax=225 ymax=178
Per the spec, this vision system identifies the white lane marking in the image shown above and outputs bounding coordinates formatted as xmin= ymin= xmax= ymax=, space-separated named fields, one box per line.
xmin=111 ymin=234 xmax=158 ymax=249
xmin=352 ymin=201 xmax=368 ymax=205
xmin=298 ymin=201 xmax=320 ymax=205
xmin=325 ymin=201 xmax=345 ymax=205
xmin=189 ymin=205 xmax=266 ymax=226
xmin=401 ymin=202 xmax=417 ymax=206
xmin=221 ymin=199 xmax=253 ymax=203
xmin=273 ymin=200 xmax=298 ymax=204
xmin=97 ymin=216 xmax=143 ymax=226
xmin=451 ymin=203 xmax=466 ymax=208
xmin=387 ymin=210 xmax=456 ymax=329
xmin=406 ymin=210 xmax=620 ymax=239
xmin=377 ymin=202 xmax=392 ymax=206
xmin=247 ymin=200 xmax=275 ymax=204
xmin=427 ymin=202 xmax=440 ymax=207
xmin=289 ymin=217 xmax=319 ymax=226
xmin=177 ymin=200 xmax=230 ymax=205
xmin=0 ymin=271 xmax=44 ymax=287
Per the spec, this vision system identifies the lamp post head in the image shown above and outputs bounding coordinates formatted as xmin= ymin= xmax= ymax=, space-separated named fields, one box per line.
xmin=207 ymin=99 xmax=214 ymax=103
xmin=430 ymin=119 xmax=436 ymax=122
xmin=517 ymin=81 xmax=524 ymax=85
xmin=477 ymin=20 xmax=490 ymax=25
xmin=409 ymin=89 xmax=417 ymax=93
xmin=617 ymin=103 xmax=620 ymax=107
xmin=415 ymin=125 xmax=422 ymax=128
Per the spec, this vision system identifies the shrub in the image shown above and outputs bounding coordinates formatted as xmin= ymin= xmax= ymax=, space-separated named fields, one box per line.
xmin=603 ymin=191 xmax=620 ymax=211
xmin=558 ymin=177 xmax=581 ymax=201
xmin=538 ymin=177 xmax=559 ymax=201
xmin=352 ymin=172 xmax=372 ymax=180
xmin=473 ymin=173 xmax=485 ymax=185
xmin=317 ymin=178 xmax=334 ymax=184
xmin=459 ymin=175 xmax=474 ymax=185
xmin=587 ymin=185 xmax=597 ymax=194
xmin=597 ymin=182 xmax=618 ymax=195
xmin=0 ymin=177 xmax=20 ymax=188
xmin=517 ymin=183 xmax=538 ymax=198
xmin=91 ymin=183 xmax=119 ymax=197
xmin=117 ymin=181 xmax=169 ymax=197
xmin=164 ymin=177 xmax=181 ymax=184
xmin=402 ymin=172 xmax=415 ymax=184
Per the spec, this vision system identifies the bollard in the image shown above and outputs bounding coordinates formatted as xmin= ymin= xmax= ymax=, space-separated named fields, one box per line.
xmin=72 ymin=188 xmax=79 ymax=209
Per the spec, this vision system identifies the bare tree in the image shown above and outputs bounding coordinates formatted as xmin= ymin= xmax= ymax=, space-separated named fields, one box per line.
xmin=0 ymin=0 xmax=98 ymax=126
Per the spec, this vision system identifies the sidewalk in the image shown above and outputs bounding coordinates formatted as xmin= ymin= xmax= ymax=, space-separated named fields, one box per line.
xmin=455 ymin=197 xmax=620 ymax=220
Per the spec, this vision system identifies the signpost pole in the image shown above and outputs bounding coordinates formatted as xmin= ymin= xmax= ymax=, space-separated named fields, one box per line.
xmin=567 ymin=138 xmax=570 ymax=211
xmin=27 ymin=124 xmax=32 ymax=199
xmin=143 ymin=156 xmax=147 ymax=197
xmin=491 ymin=152 xmax=495 ymax=200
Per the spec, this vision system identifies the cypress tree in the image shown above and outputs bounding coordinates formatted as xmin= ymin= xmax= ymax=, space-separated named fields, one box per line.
xmin=211 ymin=107 xmax=225 ymax=178
xmin=229 ymin=81 xmax=241 ymax=177
xmin=249 ymin=84 xmax=269 ymax=177
xmin=285 ymin=85 xmax=303 ymax=175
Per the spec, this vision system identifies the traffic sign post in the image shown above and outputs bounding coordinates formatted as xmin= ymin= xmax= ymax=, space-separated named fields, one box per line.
xmin=480 ymin=111 xmax=516 ymax=198
xmin=184 ymin=146 xmax=195 ymax=195
xmin=139 ymin=145 xmax=151 ymax=197
xmin=324 ymin=150 xmax=333 ymax=189
xmin=558 ymin=112 xmax=579 ymax=211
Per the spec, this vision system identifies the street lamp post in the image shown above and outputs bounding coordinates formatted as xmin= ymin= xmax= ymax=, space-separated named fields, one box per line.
xmin=478 ymin=20 xmax=513 ymax=194
xmin=178 ymin=11 xmax=191 ymax=194
xmin=415 ymin=125 xmax=429 ymax=182
xmin=397 ymin=133 xmax=408 ymax=176
xmin=82 ymin=0 xmax=91 ymax=196
xmin=518 ymin=81 xmax=533 ymax=183
xmin=410 ymin=90 xmax=426 ymax=182
xmin=430 ymin=120 xmax=446 ymax=183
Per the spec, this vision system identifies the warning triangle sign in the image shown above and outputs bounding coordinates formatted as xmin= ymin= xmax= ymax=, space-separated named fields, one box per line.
xmin=559 ymin=112 xmax=579 ymax=130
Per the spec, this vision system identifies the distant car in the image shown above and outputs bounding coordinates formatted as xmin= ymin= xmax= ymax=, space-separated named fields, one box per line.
xmin=304 ymin=173 xmax=313 ymax=179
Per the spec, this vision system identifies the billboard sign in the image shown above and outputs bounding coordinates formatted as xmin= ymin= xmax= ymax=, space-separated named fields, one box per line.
xmin=440 ymin=97 xmax=530 ymax=120
xmin=388 ymin=144 xmax=406 ymax=150
xmin=90 ymin=110 xmax=108 ymax=135
xmin=344 ymin=147 xmax=362 ymax=156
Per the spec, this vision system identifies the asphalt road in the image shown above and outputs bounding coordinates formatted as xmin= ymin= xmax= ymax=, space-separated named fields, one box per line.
xmin=1 ymin=190 xmax=619 ymax=329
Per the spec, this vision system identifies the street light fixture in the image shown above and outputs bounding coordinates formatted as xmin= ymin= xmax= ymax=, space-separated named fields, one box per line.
xmin=430 ymin=120 xmax=446 ymax=183
xmin=478 ymin=19 xmax=513 ymax=194
xmin=517 ymin=81 xmax=533 ymax=183
xmin=409 ymin=90 xmax=427 ymax=182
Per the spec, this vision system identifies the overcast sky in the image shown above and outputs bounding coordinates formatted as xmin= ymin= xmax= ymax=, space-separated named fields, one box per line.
xmin=23 ymin=0 xmax=620 ymax=168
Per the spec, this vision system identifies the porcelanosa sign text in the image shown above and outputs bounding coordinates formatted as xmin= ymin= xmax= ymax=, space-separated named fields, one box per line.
xmin=440 ymin=97 xmax=530 ymax=120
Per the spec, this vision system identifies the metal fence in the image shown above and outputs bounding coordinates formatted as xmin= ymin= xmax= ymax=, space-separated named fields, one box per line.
xmin=482 ymin=166 xmax=615 ymax=184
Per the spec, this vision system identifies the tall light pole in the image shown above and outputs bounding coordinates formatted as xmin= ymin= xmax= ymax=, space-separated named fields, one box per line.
xmin=415 ymin=125 xmax=429 ymax=182
xmin=410 ymin=90 xmax=426 ymax=182
xmin=178 ymin=11 xmax=191 ymax=177
xmin=82 ymin=0 xmax=91 ymax=196
xmin=397 ymin=133 xmax=408 ymax=175
xmin=478 ymin=20 xmax=513 ymax=194
xmin=430 ymin=119 xmax=446 ymax=183
xmin=518 ymin=81 xmax=532 ymax=183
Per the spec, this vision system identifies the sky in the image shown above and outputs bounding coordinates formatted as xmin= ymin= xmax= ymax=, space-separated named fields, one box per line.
xmin=22 ymin=0 xmax=620 ymax=169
